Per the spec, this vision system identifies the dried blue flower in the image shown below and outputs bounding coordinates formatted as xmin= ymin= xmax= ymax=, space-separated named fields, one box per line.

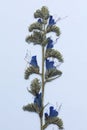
xmin=34 ymin=93 xmax=42 ymax=108
xmin=46 ymin=59 xmax=55 ymax=70
xmin=38 ymin=18 xmax=42 ymax=23
xmin=46 ymin=38 xmax=54 ymax=49
xmin=49 ymin=15 xmax=56 ymax=26
xmin=30 ymin=56 xmax=38 ymax=67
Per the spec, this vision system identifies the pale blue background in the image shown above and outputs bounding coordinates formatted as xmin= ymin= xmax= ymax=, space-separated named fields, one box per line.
xmin=0 ymin=0 xmax=87 ymax=130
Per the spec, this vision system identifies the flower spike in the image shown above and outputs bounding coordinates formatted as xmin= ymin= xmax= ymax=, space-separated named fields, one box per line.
xmin=23 ymin=6 xmax=64 ymax=130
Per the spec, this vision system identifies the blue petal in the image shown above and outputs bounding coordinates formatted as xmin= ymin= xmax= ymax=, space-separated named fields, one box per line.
xmin=50 ymin=106 xmax=54 ymax=110
xmin=49 ymin=15 xmax=56 ymax=26
xmin=49 ymin=106 xmax=58 ymax=117
xmin=30 ymin=56 xmax=38 ymax=67
xmin=49 ymin=16 xmax=53 ymax=23
xmin=32 ymin=56 xmax=36 ymax=60
xmin=45 ymin=113 xmax=48 ymax=118
xmin=46 ymin=59 xmax=55 ymax=70
xmin=38 ymin=19 xmax=42 ymax=23
xmin=34 ymin=93 xmax=42 ymax=108
xmin=52 ymin=109 xmax=58 ymax=117
xmin=50 ymin=106 xmax=54 ymax=117
xmin=47 ymin=38 xmax=54 ymax=49
xmin=46 ymin=59 xmax=50 ymax=70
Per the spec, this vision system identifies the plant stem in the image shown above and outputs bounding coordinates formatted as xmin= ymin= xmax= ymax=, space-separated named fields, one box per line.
xmin=40 ymin=46 xmax=45 ymax=130
xmin=40 ymin=22 xmax=45 ymax=130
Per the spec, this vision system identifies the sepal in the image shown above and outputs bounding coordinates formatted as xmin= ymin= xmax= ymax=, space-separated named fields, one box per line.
xmin=43 ymin=117 xmax=63 ymax=129
xmin=45 ymin=68 xmax=62 ymax=79
xmin=46 ymin=25 xmax=60 ymax=36
xmin=45 ymin=49 xmax=64 ymax=62
xmin=24 ymin=66 xmax=39 ymax=79
xmin=28 ymin=78 xmax=41 ymax=96
xmin=29 ymin=22 xmax=42 ymax=32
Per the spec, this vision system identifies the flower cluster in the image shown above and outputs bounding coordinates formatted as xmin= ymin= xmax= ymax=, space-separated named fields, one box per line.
xmin=45 ymin=106 xmax=58 ymax=119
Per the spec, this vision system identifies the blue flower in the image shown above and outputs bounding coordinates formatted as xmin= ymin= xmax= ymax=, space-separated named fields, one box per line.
xmin=30 ymin=56 xmax=38 ymax=67
xmin=49 ymin=106 xmax=58 ymax=117
xmin=46 ymin=59 xmax=55 ymax=70
xmin=38 ymin=18 xmax=42 ymax=23
xmin=45 ymin=106 xmax=58 ymax=119
xmin=46 ymin=38 xmax=54 ymax=49
xmin=34 ymin=93 xmax=42 ymax=108
xmin=49 ymin=15 xmax=56 ymax=26
xmin=45 ymin=113 xmax=48 ymax=119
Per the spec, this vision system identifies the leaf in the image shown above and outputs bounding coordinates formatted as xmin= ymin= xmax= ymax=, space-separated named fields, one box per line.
xmin=24 ymin=66 xmax=39 ymax=79
xmin=23 ymin=103 xmax=41 ymax=113
xmin=34 ymin=6 xmax=49 ymax=20
xmin=43 ymin=117 xmax=63 ymax=129
xmin=45 ymin=68 xmax=62 ymax=79
xmin=28 ymin=78 xmax=41 ymax=96
xmin=46 ymin=25 xmax=61 ymax=36
xmin=45 ymin=49 xmax=64 ymax=62
xmin=41 ymin=6 xmax=49 ymax=19
xmin=34 ymin=9 xmax=42 ymax=18
xmin=29 ymin=22 xmax=42 ymax=32
xmin=25 ymin=31 xmax=44 ymax=45
xmin=45 ymin=76 xmax=61 ymax=83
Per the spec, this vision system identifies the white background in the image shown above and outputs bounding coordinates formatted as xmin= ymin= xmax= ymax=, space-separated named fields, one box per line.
xmin=0 ymin=0 xmax=87 ymax=130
